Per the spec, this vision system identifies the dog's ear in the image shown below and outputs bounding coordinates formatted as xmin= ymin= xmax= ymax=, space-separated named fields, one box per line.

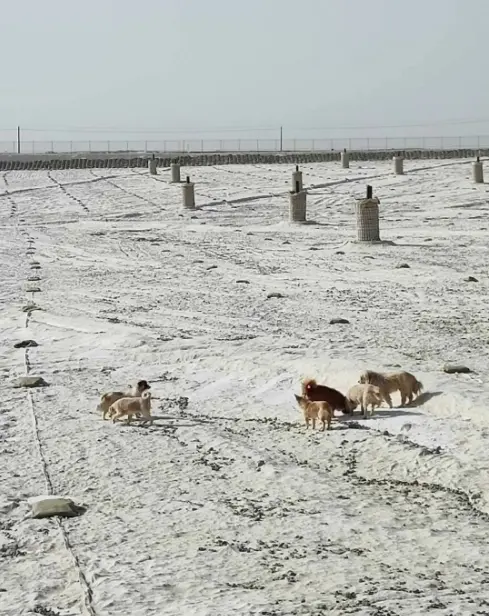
xmin=294 ymin=394 xmax=303 ymax=403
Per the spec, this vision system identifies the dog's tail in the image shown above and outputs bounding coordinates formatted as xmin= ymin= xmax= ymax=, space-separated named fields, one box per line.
xmin=415 ymin=379 xmax=423 ymax=394
xmin=302 ymin=378 xmax=317 ymax=396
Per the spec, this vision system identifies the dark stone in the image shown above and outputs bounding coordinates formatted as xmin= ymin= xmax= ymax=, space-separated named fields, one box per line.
xmin=330 ymin=318 xmax=350 ymax=325
xmin=12 ymin=376 xmax=49 ymax=388
xmin=22 ymin=304 xmax=42 ymax=313
xmin=465 ymin=276 xmax=478 ymax=282
xmin=13 ymin=340 xmax=38 ymax=348
xmin=396 ymin=263 xmax=410 ymax=269
xmin=236 ymin=280 xmax=250 ymax=284
xmin=443 ymin=364 xmax=472 ymax=374
xmin=266 ymin=292 xmax=284 ymax=299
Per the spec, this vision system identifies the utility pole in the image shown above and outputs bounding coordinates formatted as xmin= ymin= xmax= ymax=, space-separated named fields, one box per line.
xmin=16 ymin=126 xmax=20 ymax=154
xmin=279 ymin=126 xmax=283 ymax=152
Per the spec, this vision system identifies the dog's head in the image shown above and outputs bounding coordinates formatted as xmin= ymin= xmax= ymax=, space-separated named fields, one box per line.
xmin=137 ymin=380 xmax=151 ymax=392
xmin=344 ymin=398 xmax=357 ymax=413
xmin=141 ymin=390 xmax=151 ymax=400
xmin=358 ymin=371 xmax=369 ymax=384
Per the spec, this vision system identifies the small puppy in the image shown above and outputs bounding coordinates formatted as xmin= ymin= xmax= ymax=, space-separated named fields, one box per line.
xmin=294 ymin=394 xmax=333 ymax=431
xmin=359 ymin=370 xmax=423 ymax=407
xmin=98 ymin=379 xmax=150 ymax=419
xmin=346 ymin=383 xmax=384 ymax=418
xmin=109 ymin=390 xmax=153 ymax=425
xmin=301 ymin=378 xmax=352 ymax=415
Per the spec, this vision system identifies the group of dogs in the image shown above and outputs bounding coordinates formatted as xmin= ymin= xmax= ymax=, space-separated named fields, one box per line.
xmin=94 ymin=369 xmax=424 ymax=432
xmin=295 ymin=369 xmax=424 ymax=431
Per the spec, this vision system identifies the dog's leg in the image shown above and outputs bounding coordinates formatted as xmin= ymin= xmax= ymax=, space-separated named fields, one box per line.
xmin=312 ymin=417 xmax=316 ymax=430
xmin=383 ymin=392 xmax=393 ymax=408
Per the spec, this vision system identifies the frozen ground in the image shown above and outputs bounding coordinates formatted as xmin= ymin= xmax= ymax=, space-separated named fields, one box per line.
xmin=1 ymin=159 xmax=489 ymax=615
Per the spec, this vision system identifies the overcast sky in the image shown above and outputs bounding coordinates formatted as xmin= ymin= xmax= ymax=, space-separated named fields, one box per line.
xmin=1 ymin=0 xmax=488 ymax=142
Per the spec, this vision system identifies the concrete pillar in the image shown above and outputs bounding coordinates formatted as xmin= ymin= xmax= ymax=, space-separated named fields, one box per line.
xmin=291 ymin=165 xmax=303 ymax=191
xmin=473 ymin=157 xmax=484 ymax=184
xmin=341 ymin=148 xmax=350 ymax=169
xmin=182 ymin=176 xmax=195 ymax=209
xmin=171 ymin=163 xmax=181 ymax=183
xmin=393 ymin=156 xmax=404 ymax=175
xmin=148 ymin=158 xmax=157 ymax=175
xmin=356 ymin=185 xmax=380 ymax=242
xmin=289 ymin=180 xmax=306 ymax=222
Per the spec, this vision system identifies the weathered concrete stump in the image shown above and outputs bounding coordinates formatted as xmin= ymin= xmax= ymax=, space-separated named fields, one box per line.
xmin=289 ymin=180 xmax=307 ymax=222
xmin=148 ymin=156 xmax=157 ymax=175
xmin=291 ymin=165 xmax=303 ymax=191
xmin=393 ymin=155 xmax=404 ymax=175
xmin=171 ymin=163 xmax=181 ymax=183
xmin=473 ymin=156 xmax=484 ymax=183
xmin=341 ymin=148 xmax=350 ymax=169
xmin=182 ymin=176 xmax=195 ymax=209
xmin=356 ymin=185 xmax=380 ymax=241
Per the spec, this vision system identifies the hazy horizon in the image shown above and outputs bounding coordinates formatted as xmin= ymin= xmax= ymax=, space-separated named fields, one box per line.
xmin=1 ymin=0 xmax=489 ymax=143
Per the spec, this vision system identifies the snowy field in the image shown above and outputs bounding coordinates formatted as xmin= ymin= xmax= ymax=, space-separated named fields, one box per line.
xmin=2 ymin=159 xmax=489 ymax=615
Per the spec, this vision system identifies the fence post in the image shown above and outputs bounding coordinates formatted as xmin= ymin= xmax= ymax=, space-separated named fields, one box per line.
xmin=17 ymin=126 xmax=20 ymax=154
xmin=312 ymin=139 xmax=315 ymax=151
xmin=280 ymin=126 xmax=283 ymax=152
xmin=107 ymin=141 xmax=110 ymax=152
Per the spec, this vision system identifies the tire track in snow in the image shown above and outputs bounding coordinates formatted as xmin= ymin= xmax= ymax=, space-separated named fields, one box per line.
xmin=47 ymin=171 xmax=90 ymax=214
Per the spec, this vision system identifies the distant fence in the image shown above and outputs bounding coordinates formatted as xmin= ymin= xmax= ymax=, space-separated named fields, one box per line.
xmin=0 ymin=148 xmax=486 ymax=171
xmin=2 ymin=135 xmax=489 ymax=155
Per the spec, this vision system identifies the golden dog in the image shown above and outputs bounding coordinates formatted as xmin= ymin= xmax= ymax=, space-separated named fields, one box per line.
xmin=346 ymin=383 xmax=384 ymax=417
xmin=358 ymin=370 xmax=423 ymax=407
xmin=294 ymin=394 xmax=333 ymax=431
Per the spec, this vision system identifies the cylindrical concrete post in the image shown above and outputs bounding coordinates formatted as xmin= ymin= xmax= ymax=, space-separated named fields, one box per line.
xmin=473 ymin=157 xmax=484 ymax=184
xmin=148 ymin=159 xmax=157 ymax=175
xmin=171 ymin=163 xmax=181 ymax=183
xmin=182 ymin=176 xmax=195 ymax=209
xmin=341 ymin=148 xmax=350 ymax=169
xmin=356 ymin=185 xmax=380 ymax=241
xmin=393 ymin=156 xmax=404 ymax=175
xmin=289 ymin=189 xmax=307 ymax=223
xmin=291 ymin=165 xmax=303 ymax=191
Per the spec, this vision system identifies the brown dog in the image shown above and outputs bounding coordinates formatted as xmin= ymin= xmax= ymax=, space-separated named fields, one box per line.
xmin=301 ymin=378 xmax=352 ymax=414
xmin=358 ymin=370 xmax=423 ymax=407
xmin=294 ymin=394 xmax=333 ymax=431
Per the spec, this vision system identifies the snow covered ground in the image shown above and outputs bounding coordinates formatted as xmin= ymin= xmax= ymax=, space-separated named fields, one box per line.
xmin=2 ymin=159 xmax=489 ymax=615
